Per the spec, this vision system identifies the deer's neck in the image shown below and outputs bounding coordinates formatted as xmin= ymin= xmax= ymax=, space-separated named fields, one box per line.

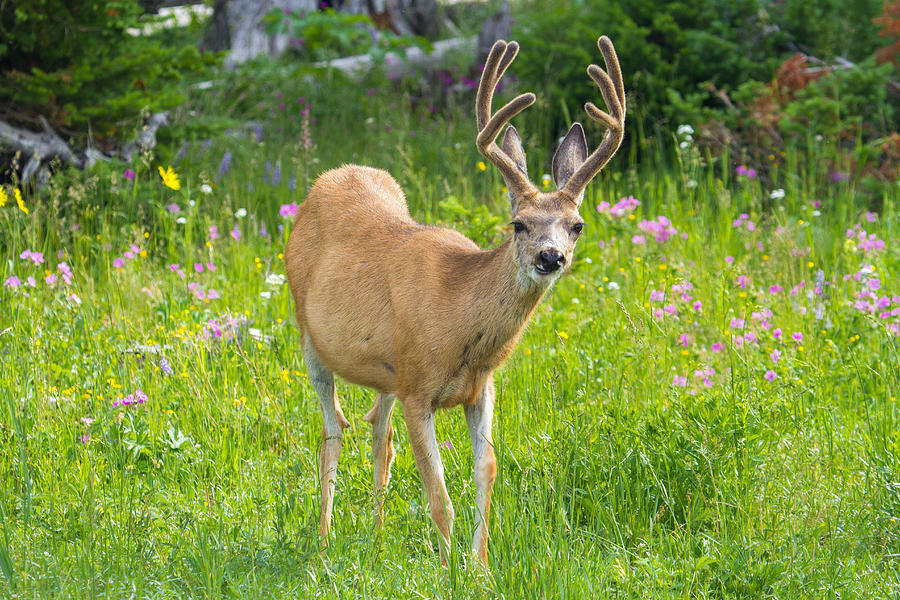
xmin=464 ymin=240 xmax=548 ymax=367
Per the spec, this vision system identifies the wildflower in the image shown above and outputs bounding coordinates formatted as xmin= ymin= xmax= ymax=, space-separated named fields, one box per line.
xmin=207 ymin=289 xmax=220 ymax=300
xmin=125 ymin=169 xmax=136 ymax=181
xmin=200 ymin=183 xmax=213 ymax=195
xmin=676 ymin=124 xmax=694 ymax=136
xmin=725 ymin=256 xmax=734 ymax=265
xmin=279 ymin=203 xmax=299 ymax=218
xmin=541 ymin=174 xmax=551 ymax=188
xmin=637 ymin=216 xmax=678 ymax=243
xmin=167 ymin=203 xmax=180 ymax=214
xmin=632 ymin=234 xmax=646 ymax=245
xmin=768 ymin=284 xmax=783 ymax=295
xmin=0 ymin=187 xmax=6 ymax=206
xmin=80 ymin=416 xmax=95 ymax=426
xmin=266 ymin=273 xmax=286 ymax=286
xmin=477 ymin=161 xmax=486 ymax=172
xmin=736 ymin=275 xmax=748 ymax=289
xmin=769 ymin=188 xmax=785 ymax=200
xmin=44 ymin=273 xmax=57 ymax=285
xmin=67 ymin=293 xmax=81 ymax=306
xmin=673 ymin=375 xmax=688 ymax=387
xmin=113 ymin=258 xmax=125 ymax=269
xmin=770 ymin=349 xmax=781 ymax=363
xmin=235 ymin=208 xmax=247 ymax=218
xmin=736 ymin=165 xmax=757 ymax=179
xmin=194 ymin=263 xmax=204 ymax=273
xmin=26 ymin=276 xmax=36 ymax=288
xmin=650 ymin=290 xmax=665 ymax=302
xmin=678 ymin=333 xmax=693 ymax=347
xmin=773 ymin=328 xmax=782 ymax=340
xmin=4 ymin=276 xmax=20 ymax=288
xmin=158 ymin=165 xmax=181 ymax=190
xmin=159 ymin=357 xmax=173 ymax=375
xmin=791 ymin=332 xmax=803 ymax=342
xmin=711 ymin=342 xmax=725 ymax=352
xmin=209 ymin=225 xmax=220 ymax=240
xmin=764 ymin=369 xmax=777 ymax=381
xmin=78 ymin=434 xmax=90 ymax=444
xmin=598 ymin=195 xmax=640 ymax=218
xmin=730 ymin=317 xmax=745 ymax=330
xmin=230 ymin=225 xmax=241 ymax=241
xmin=216 ymin=151 xmax=233 ymax=182
xmin=830 ymin=171 xmax=848 ymax=182
xmin=15 ymin=188 xmax=28 ymax=213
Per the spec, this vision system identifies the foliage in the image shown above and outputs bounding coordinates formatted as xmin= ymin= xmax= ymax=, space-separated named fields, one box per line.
xmin=262 ymin=7 xmax=432 ymax=64
xmin=509 ymin=0 xmax=887 ymax=141
xmin=0 ymin=0 xmax=218 ymax=139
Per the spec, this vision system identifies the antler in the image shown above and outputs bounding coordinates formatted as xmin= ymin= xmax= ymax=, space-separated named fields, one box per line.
xmin=559 ymin=36 xmax=626 ymax=202
xmin=475 ymin=40 xmax=538 ymax=198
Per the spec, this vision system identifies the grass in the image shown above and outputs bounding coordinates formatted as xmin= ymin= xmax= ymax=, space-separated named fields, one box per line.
xmin=1 ymin=53 xmax=900 ymax=599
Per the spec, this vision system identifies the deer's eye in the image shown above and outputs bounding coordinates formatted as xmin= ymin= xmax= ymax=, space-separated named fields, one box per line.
xmin=511 ymin=221 xmax=527 ymax=234
xmin=572 ymin=222 xmax=584 ymax=236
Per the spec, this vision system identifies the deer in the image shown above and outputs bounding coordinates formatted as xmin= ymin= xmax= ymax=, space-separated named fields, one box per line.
xmin=284 ymin=35 xmax=626 ymax=567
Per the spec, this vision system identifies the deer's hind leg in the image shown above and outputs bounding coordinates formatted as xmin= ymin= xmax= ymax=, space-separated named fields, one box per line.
xmin=303 ymin=333 xmax=350 ymax=539
xmin=364 ymin=393 xmax=396 ymax=527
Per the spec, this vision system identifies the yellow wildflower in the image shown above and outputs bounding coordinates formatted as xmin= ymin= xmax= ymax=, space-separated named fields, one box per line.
xmin=477 ymin=161 xmax=486 ymax=172
xmin=158 ymin=165 xmax=181 ymax=190
xmin=557 ymin=330 xmax=569 ymax=340
xmin=0 ymin=187 xmax=6 ymax=207
xmin=15 ymin=188 xmax=27 ymax=214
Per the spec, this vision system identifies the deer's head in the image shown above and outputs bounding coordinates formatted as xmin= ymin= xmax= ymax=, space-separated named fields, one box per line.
xmin=475 ymin=37 xmax=626 ymax=287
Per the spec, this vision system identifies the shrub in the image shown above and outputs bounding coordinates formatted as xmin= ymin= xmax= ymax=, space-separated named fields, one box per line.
xmin=0 ymin=0 xmax=218 ymax=141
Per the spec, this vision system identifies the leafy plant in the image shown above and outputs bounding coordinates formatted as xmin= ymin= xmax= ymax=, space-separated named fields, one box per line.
xmin=262 ymin=7 xmax=431 ymax=64
xmin=0 ymin=0 xmax=218 ymax=140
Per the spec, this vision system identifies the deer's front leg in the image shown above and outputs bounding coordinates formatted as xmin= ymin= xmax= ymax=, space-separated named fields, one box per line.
xmin=464 ymin=376 xmax=497 ymax=566
xmin=404 ymin=403 xmax=454 ymax=564
xmin=363 ymin=393 xmax=396 ymax=527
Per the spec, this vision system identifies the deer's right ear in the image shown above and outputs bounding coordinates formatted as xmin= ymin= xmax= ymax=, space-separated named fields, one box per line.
xmin=502 ymin=126 xmax=528 ymax=212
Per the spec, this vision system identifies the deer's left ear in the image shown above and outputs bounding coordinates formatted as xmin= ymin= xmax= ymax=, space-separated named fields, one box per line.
xmin=552 ymin=123 xmax=588 ymax=195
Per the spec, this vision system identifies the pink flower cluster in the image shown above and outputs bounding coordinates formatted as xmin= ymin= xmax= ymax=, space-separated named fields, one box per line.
xmin=736 ymin=165 xmax=757 ymax=178
xmin=637 ymin=216 xmax=679 ymax=243
xmin=280 ymin=203 xmax=299 ymax=218
xmin=596 ymin=195 xmax=640 ymax=218
xmin=113 ymin=244 xmax=142 ymax=270
xmin=732 ymin=213 xmax=756 ymax=231
xmin=112 ymin=389 xmax=148 ymax=408
xmin=845 ymin=225 xmax=885 ymax=253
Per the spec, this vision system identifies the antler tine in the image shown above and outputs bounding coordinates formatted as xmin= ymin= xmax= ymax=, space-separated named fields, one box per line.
xmin=560 ymin=36 xmax=627 ymax=205
xmin=476 ymin=40 xmax=537 ymax=196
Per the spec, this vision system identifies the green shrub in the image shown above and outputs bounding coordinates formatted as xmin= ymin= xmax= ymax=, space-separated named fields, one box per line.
xmin=0 ymin=0 xmax=218 ymax=140
xmin=509 ymin=0 xmax=886 ymax=142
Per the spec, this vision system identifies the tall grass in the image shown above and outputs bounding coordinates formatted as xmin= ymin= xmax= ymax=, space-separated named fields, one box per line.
xmin=1 ymin=57 xmax=898 ymax=599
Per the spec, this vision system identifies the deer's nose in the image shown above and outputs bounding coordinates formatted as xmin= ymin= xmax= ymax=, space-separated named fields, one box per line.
xmin=537 ymin=249 xmax=565 ymax=273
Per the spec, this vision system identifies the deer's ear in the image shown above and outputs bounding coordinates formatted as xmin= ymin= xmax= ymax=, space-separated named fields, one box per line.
xmin=501 ymin=125 xmax=529 ymax=213
xmin=502 ymin=125 xmax=528 ymax=178
xmin=552 ymin=123 xmax=588 ymax=191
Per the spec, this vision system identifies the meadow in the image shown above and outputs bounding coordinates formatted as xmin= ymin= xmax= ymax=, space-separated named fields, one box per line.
xmin=1 ymin=53 xmax=900 ymax=599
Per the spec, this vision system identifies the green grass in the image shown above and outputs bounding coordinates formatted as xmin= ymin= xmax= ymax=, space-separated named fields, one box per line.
xmin=1 ymin=57 xmax=899 ymax=599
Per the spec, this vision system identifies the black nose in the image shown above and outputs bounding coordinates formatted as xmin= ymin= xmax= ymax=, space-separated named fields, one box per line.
xmin=537 ymin=249 xmax=565 ymax=273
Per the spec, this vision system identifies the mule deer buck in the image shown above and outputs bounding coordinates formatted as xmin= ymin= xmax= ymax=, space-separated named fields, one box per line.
xmin=285 ymin=35 xmax=626 ymax=566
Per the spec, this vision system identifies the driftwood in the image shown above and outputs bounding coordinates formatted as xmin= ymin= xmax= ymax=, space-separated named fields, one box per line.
xmin=0 ymin=112 xmax=170 ymax=187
